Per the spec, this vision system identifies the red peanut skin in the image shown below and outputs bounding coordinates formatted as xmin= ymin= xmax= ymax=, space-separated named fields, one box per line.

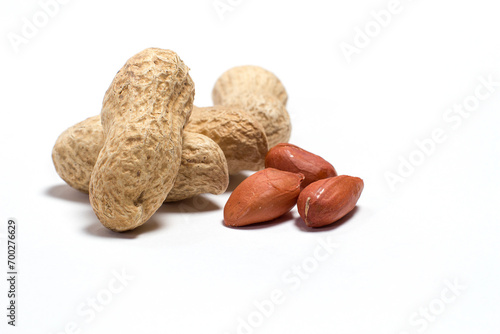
xmin=265 ymin=143 xmax=337 ymax=188
xmin=224 ymin=168 xmax=304 ymax=227
xmin=297 ymin=175 xmax=364 ymax=227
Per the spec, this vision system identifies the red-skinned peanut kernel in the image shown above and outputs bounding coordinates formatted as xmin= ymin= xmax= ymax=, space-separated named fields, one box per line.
xmin=265 ymin=143 xmax=337 ymax=188
xmin=224 ymin=168 xmax=305 ymax=227
xmin=297 ymin=175 xmax=364 ymax=227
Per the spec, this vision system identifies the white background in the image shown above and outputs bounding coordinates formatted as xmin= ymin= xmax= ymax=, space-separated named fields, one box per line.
xmin=1 ymin=0 xmax=500 ymax=333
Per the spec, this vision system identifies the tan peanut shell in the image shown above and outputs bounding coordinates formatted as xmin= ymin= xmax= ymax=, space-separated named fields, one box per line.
xmin=185 ymin=106 xmax=268 ymax=174
xmin=166 ymin=131 xmax=228 ymax=202
xmin=90 ymin=48 xmax=195 ymax=232
xmin=52 ymin=115 xmax=105 ymax=193
xmin=224 ymin=168 xmax=304 ymax=227
xmin=212 ymin=65 xmax=288 ymax=105
xmin=212 ymin=66 xmax=291 ymax=148
xmin=218 ymin=92 xmax=291 ymax=147
xmin=52 ymin=116 xmax=228 ymax=201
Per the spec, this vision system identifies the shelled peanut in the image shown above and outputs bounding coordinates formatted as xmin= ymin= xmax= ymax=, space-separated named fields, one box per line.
xmin=265 ymin=143 xmax=337 ymax=187
xmin=223 ymin=143 xmax=363 ymax=228
xmin=224 ymin=168 xmax=304 ymax=227
xmin=297 ymin=176 xmax=364 ymax=227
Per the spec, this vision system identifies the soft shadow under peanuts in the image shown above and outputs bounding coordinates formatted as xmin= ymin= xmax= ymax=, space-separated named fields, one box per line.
xmin=222 ymin=211 xmax=295 ymax=230
xmin=294 ymin=206 xmax=360 ymax=232
xmin=84 ymin=213 xmax=163 ymax=239
xmin=45 ymin=184 xmax=90 ymax=204
xmin=225 ymin=172 xmax=250 ymax=193
xmin=157 ymin=195 xmax=221 ymax=214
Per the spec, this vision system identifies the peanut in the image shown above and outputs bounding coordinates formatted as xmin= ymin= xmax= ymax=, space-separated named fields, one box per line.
xmin=212 ymin=65 xmax=288 ymax=105
xmin=265 ymin=143 xmax=337 ymax=187
xmin=297 ymin=175 xmax=364 ymax=228
xmin=52 ymin=115 xmax=229 ymax=201
xmin=212 ymin=66 xmax=291 ymax=147
xmin=224 ymin=168 xmax=304 ymax=227
xmin=52 ymin=115 xmax=106 ymax=193
xmin=89 ymin=48 xmax=195 ymax=232
xmin=166 ymin=132 xmax=228 ymax=202
xmin=185 ymin=106 xmax=268 ymax=174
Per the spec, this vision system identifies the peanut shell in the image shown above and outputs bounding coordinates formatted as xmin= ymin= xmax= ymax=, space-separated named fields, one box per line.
xmin=166 ymin=132 xmax=228 ymax=202
xmin=52 ymin=116 xmax=228 ymax=201
xmin=212 ymin=65 xmax=288 ymax=105
xmin=90 ymin=48 xmax=194 ymax=232
xmin=212 ymin=65 xmax=291 ymax=148
xmin=218 ymin=92 xmax=291 ymax=148
xmin=185 ymin=106 xmax=268 ymax=174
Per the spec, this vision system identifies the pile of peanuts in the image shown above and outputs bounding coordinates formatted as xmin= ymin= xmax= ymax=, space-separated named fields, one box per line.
xmin=52 ymin=47 xmax=363 ymax=232
xmin=224 ymin=144 xmax=363 ymax=228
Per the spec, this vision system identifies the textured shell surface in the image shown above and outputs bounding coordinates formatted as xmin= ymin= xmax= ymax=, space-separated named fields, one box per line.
xmin=212 ymin=65 xmax=288 ymax=106
xmin=219 ymin=92 xmax=291 ymax=148
xmin=53 ymin=115 xmax=228 ymax=201
xmin=185 ymin=106 xmax=268 ymax=174
xmin=212 ymin=65 xmax=291 ymax=148
xmin=52 ymin=116 xmax=104 ymax=193
xmin=166 ymin=131 xmax=229 ymax=202
xmin=89 ymin=48 xmax=195 ymax=232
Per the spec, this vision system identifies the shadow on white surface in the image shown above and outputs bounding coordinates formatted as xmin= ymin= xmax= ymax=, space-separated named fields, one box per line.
xmin=157 ymin=195 xmax=221 ymax=213
xmin=222 ymin=211 xmax=295 ymax=230
xmin=45 ymin=184 xmax=90 ymax=204
xmin=225 ymin=172 xmax=249 ymax=193
xmin=84 ymin=218 xmax=163 ymax=239
xmin=294 ymin=206 xmax=360 ymax=233
xmin=46 ymin=184 xmax=221 ymax=213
